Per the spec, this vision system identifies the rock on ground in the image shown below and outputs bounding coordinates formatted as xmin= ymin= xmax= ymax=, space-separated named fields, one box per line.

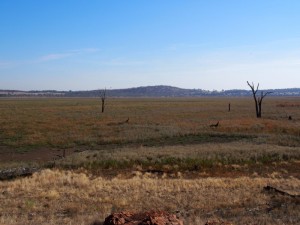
xmin=205 ymin=220 xmax=233 ymax=225
xmin=102 ymin=210 xmax=184 ymax=225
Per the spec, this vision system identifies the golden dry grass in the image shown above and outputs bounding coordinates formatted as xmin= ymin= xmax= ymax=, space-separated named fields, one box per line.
xmin=0 ymin=169 xmax=299 ymax=225
xmin=65 ymin=141 xmax=300 ymax=163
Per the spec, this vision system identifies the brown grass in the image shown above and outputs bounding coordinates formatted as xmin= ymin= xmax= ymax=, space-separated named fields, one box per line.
xmin=1 ymin=97 xmax=300 ymax=152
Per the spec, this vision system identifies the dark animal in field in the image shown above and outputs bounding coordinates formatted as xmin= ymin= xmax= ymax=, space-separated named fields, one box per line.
xmin=288 ymin=115 xmax=292 ymax=120
xmin=107 ymin=118 xmax=130 ymax=126
xmin=210 ymin=121 xmax=219 ymax=128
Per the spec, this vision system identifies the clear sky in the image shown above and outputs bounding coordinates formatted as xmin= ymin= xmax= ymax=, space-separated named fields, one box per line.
xmin=1 ymin=1 xmax=300 ymax=91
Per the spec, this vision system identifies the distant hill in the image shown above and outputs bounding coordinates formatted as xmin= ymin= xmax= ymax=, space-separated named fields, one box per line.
xmin=1 ymin=85 xmax=300 ymax=97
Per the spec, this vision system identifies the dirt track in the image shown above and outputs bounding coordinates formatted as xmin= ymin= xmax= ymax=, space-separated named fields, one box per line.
xmin=0 ymin=146 xmax=78 ymax=163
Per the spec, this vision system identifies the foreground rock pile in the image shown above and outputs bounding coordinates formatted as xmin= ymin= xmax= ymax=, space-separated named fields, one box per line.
xmin=102 ymin=211 xmax=184 ymax=225
xmin=100 ymin=211 xmax=234 ymax=225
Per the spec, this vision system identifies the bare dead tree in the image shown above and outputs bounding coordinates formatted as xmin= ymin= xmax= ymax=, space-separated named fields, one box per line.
xmin=247 ymin=81 xmax=272 ymax=118
xmin=100 ymin=88 xmax=106 ymax=113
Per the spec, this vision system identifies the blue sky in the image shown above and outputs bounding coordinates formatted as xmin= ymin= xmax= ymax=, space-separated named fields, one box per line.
xmin=1 ymin=1 xmax=300 ymax=91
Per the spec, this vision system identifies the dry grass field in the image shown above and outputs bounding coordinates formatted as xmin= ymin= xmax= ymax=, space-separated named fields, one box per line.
xmin=1 ymin=169 xmax=300 ymax=225
xmin=0 ymin=97 xmax=300 ymax=224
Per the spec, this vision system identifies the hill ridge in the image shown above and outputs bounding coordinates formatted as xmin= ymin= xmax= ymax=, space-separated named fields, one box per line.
xmin=1 ymin=85 xmax=300 ymax=97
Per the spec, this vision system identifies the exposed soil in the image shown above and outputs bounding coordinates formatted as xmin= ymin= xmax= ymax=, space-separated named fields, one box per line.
xmin=0 ymin=132 xmax=255 ymax=163
xmin=0 ymin=146 xmax=78 ymax=163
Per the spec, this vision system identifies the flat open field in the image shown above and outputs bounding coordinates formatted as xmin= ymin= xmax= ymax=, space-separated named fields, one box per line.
xmin=0 ymin=97 xmax=300 ymax=224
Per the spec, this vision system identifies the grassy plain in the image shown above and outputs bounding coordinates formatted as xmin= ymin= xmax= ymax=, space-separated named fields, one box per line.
xmin=0 ymin=97 xmax=300 ymax=224
xmin=0 ymin=97 xmax=299 ymax=153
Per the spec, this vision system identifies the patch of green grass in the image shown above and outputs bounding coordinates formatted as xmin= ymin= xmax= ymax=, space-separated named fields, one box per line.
xmin=141 ymin=132 xmax=256 ymax=147
xmin=58 ymin=150 xmax=300 ymax=172
xmin=24 ymin=199 xmax=36 ymax=209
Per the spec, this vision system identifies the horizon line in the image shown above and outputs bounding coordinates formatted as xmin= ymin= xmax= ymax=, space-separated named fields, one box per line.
xmin=1 ymin=84 xmax=300 ymax=93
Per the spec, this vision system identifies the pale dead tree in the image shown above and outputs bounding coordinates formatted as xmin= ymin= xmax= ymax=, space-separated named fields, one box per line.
xmin=247 ymin=81 xmax=272 ymax=118
xmin=100 ymin=88 xmax=106 ymax=113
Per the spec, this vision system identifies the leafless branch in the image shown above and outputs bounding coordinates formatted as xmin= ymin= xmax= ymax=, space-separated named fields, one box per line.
xmin=247 ymin=81 xmax=271 ymax=118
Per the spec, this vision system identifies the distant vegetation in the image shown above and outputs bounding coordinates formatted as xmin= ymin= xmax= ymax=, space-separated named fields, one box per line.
xmin=1 ymin=85 xmax=300 ymax=97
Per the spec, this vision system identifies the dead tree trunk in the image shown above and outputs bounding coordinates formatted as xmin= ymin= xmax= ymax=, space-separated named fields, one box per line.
xmin=100 ymin=88 xmax=106 ymax=113
xmin=247 ymin=81 xmax=272 ymax=118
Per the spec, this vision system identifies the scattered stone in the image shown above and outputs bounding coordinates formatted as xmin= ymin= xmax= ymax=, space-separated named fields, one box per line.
xmin=28 ymin=213 xmax=35 ymax=220
xmin=103 ymin=210 xmax=183 ymax=225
